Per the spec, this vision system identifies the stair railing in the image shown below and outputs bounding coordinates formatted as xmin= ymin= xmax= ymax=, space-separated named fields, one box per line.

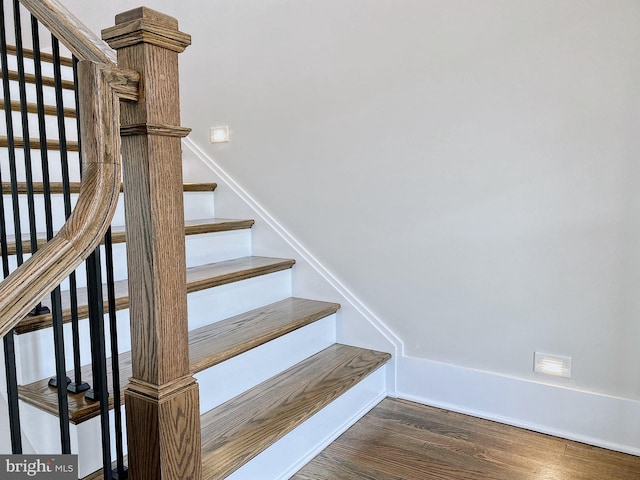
xmin=0 ymin=0 xmax=139 ymax=477
xmin=0 ymin=1 xmax=201 ymax=479
xmin=0 ymin=0 xmax=138 ymax=337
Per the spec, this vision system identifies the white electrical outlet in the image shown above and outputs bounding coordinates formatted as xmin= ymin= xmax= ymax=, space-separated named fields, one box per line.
xmin=534 ymin=352 xmax=572 ymax=378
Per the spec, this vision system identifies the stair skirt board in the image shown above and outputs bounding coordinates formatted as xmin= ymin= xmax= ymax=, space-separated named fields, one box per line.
xmin=15 ymin=270 xmax=293 ymax=385
xmin=227 ymin=366 xmax=388 ymax=480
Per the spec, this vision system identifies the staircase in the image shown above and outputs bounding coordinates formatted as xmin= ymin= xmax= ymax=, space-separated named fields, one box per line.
xmin=0 ymin=3 xmax=392 ymax=479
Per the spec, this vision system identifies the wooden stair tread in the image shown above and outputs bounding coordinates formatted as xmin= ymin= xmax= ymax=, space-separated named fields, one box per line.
xmin=18 ymin=297 xmax=336 ymax=424
xmin=0 ymin=69 xmax=75 ymax=89
xmin=0 ymin=100 xmax=76 ymax=117
xmin=0 ymin=137 xmax=79 ymax=151
xmin=6 ymin=45 xmax=74 ymax=67
xmin=189 ymin=297 xmax=340 ymax=373
xmin=200 ymin=344 xmax=391 ymax=479
xmin=2 ymin=218 xmax=253 ymax=256
xmin=15 ymin=256 xmax=294 ymax=334
xmin=1 ymin=182 xmax=217 ymax=194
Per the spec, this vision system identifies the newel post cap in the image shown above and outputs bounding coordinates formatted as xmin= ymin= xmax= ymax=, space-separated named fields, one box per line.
xmin=101 ymin=7 xmax=191 ymax=52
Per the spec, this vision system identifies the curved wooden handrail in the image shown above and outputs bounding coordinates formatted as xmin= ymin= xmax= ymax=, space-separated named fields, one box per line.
xmin=0 ymin=1 xmax=140 ymax=338
xmin=19 ymin=0 xmax=116 ymax=64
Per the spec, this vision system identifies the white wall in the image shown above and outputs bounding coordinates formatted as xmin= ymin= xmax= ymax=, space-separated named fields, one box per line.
xmin=59 ymin=1 xmax=640 ymax=402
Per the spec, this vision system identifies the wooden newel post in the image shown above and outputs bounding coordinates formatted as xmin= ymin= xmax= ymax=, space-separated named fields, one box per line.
xmin=102 ymin=8 xmax=201 ymax=480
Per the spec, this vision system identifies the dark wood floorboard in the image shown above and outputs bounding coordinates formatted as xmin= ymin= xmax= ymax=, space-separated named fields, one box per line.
xmin=292 ymin=398 xmax=640 ymax=480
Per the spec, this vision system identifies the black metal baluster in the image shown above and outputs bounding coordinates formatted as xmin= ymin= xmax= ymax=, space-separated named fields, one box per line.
xmin=51 ymin=40 xmax=88 ymax=394
xmin=0 ymin=188 xmax=21 ymax=453
xmin=0 ymin=0 xmax=22 ymax=453
xmin=12 ymin=2 xmax=48 ymax=312
xmin=72 ymin=42 xmax=114 ymax=479
xmin=72 ymin=55 xmax=82 ymax=180
xmin=12 ymin=1 xmax=71 ymax=453
xmin=85 ymin=248 xmax=113 ymax=480
xmin=104 ymin=228 xmax=127 ymax=479
xmin=1 ymin=0 xmax=22 ymax=267
xmin=0 ymin=179 xmax=21 ymax=454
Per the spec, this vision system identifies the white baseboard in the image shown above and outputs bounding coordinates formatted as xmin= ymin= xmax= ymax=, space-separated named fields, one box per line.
xmin=398 ymin=355 xmax=640 ymax=456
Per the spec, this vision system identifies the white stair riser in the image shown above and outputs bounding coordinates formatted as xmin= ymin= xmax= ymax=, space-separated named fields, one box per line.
xmin=196 ymin=314 xmax=337 ymax=413
xmin=15 ymin=270 xmax=292 ymax=384
xmin=18 ymin=400 xmax=127 ymax=479
xmin=7 ymin=227 xmax=252 ymax=290
xmin=227 ymin=366 xmax=389 ymax=480
xmin=5 ymin=55 xmax=75 ymax=80
xmin=185 ymin=229 xmax=251 ymax=269
xmin=2 ymin=187 xmax=214 ymax=228
xmin=187 ymin=269 xmax=292 ymax=331
xmin=5 ymin=80 xmax=76 ymax=113
xmin=0 ymin=150 xmax=81 ymax=184
xmin=15 ymin=308 xmax=132 ymax=386
xmin=0 ymin=110 xmax=78 ymax=142
xmin=181 ymin=190 xmax=217 ymax=220
xmin=76 ymin=407 xmax=128 ymax=478
xmin=2 ymin=193 xmax=80 ymax=235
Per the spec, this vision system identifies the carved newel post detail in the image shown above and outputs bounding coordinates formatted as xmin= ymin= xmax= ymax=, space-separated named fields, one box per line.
xmin=102 ymin=8 xmax=201 ymax=480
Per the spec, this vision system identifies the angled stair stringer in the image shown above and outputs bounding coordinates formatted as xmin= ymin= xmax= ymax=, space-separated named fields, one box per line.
xmin=182 ymin=137 xmax=404 ymax=390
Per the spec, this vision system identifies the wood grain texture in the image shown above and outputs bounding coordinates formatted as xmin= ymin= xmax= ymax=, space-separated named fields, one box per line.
xmin=0 ymin=64 xmax=139 ymax=338
xmin=188 ymin=297 xmax=339 ymax=373
xmin=14 ymin=256 xmax=293 ymax=334
xmin=103 ymin=8 xmax=200 ymax=477
xmin=18 ymin=0 xmax=116 ymax=64
xmin=19 ymin=297 xmax=337 ymax=424
xmin=182 ymin=183 xmax=217 ymax=192
xmin=0 ymin=69 xmax=75 ymax=89
xmin=200 ymin=344 xmax=391 ymax=479
xmin=6 ymin=45 xmax=74 ymax=67
xmin=2 ymin=218 xmax=252 ymax=255
xmin=0 ymin=136 xmax=79 ymax=151
xmin=0 ymin=0 xmax=140 ymax=338
xmin=293 ymin=399 xmax=640 ymax=480
xmin=125 ymin=379 xmax=202 ymax=480
xmin=0 ymin=181 xmax=216 ymax=194
xmin=0 ymin=100 xmax=76 ymax=117
xmin=102 ymin=7 xmax=191 ymax=54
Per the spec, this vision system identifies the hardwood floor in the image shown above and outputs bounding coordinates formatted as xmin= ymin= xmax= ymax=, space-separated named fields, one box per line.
xmin=292 ymin=398 xmax=640 ymax=480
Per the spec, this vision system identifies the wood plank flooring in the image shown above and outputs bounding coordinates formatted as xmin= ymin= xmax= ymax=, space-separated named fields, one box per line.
xmin=293 ymin=398 xmax=640 ymax=480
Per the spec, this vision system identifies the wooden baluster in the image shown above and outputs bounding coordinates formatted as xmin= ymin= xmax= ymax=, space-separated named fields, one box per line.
xmin=102 ymin=8 xmax=201 ymax=480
